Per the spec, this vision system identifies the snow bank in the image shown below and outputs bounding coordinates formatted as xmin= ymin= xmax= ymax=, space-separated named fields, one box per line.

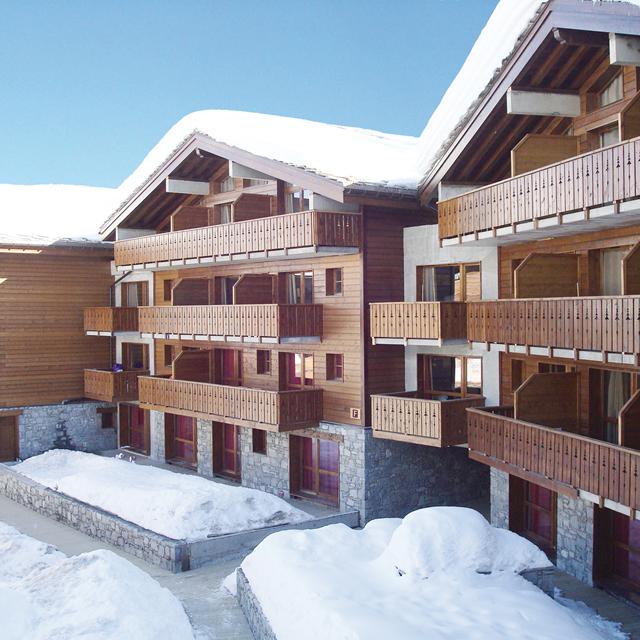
xmin=14 ymin=449 xmax=312 ymax=540
xmin=240 ymin=507 xmax=619 ymax=640
xmin=0 ymin=522 xmax=193 ymax=640
xmin=0 ymin=183 xmax=117 ymax=244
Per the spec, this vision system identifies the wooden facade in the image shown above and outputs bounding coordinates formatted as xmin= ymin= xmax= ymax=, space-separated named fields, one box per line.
xmin=0 ymin=245 xmax=113 ymax=407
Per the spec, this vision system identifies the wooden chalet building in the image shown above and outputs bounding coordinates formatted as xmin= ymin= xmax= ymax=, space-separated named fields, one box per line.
xmin=0 ymin=187 xmax=118 ymax=461
xmin=89 ymin=112 xmax=487 ymax=520
xmin=374 ymin=0 xmax=640 ymax=600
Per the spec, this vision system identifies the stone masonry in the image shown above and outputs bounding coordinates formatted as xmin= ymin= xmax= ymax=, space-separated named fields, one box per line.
xmin=6 ymin=401 xmax=117 ymax=460
xmin=240 ymin=426 xmax=290 ymax=498
xmin=556 ymin=494 xmax=594 ymax=585
xmin=149 ymin=409 xmax=166 ymax=462
xmin=489 ymin=467 xmax=510 ymax=529
xmin=197 ymin=419 xmax=213 ymax=477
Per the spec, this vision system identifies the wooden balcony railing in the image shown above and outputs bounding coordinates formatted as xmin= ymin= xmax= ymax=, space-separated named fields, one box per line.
xmin=467 ymin=296 xmax=640 ymax=356
xmin=138 ymin=304 xmax=322 ymax=341
xmin=114 ymin=211 xmax=361 ymax=267
xmin=138 ymin=376 xmax=323 ymax=431
xmin=370 ymin=302 xmax=467 ymax=342
xmin=371 ymin=391 xmax=485 ymax=447
xmin=439 ymin=136 xmax=640 ymax=240
xmin=84 ymin=369 xmax=145 ymax=403
xmin=84 ymin=307 xmax=139 ymax=334
xmin=467 ymin=407 xmax=640 ymax=511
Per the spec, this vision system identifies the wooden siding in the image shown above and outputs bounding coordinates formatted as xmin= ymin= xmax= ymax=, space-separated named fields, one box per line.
xmin=370 ymin=302 xmax=466 ymax=341
xmin=83 ymin=369 xmax=143 ymax=403
xmin=139 ymin=376 xmax=322 ymax=432
xmin=113 ymin=211 xmax=361 ymax=267
xmin=438 ymin=135 xmax=640 ymax=240
xmin=139 ymin=304 xmax=322 ymax=341
xmin=371 ymin=392 xmax=485 ymax=447
xmin=467 ymin=296 xmax=640 ymax=355
xmin=84 ymin=307 xmax=139 ymax=333
xmin=468 ymin=407 xmax=640 ymax=510
xmin=0 ymin=250 xmax=112 ymax=406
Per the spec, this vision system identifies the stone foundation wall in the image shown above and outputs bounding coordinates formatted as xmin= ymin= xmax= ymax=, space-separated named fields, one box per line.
xmin=556 ymin=494 xmax=594 ymax=585
xmin=490 ymin=467 xmax=510 ymax=529
xmin=149 ymin=410 xmax=165 ymax=462
xmin=197 ymin=419 xmax=213 ymax=477
xmin=364 ymin=432 xmax=489 ymax=522
xmin=240 ymin=427 xmax=290 ymax=498
xmin=7 ymin=402 xmax=117 ymax=460
xmin=236 ymin=568 xmax=278 ymax=640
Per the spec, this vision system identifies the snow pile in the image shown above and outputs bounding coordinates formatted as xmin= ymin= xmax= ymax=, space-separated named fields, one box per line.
xmin=14 ymin=449 xmax=312 ymax=540
xmin=0 ymin=522 xmax=194 ymax=640
xmin=0 ymin=183 xmax=118 ymax=244
xmin=240 ymin=507 xmax=622 ymax=640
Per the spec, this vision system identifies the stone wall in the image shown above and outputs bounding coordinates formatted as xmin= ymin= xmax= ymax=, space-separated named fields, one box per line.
xmin=236 ymin=568 xmax=278 ymax=640
xmin=240 ymin=427 xmax=290 ymax=498
xmin=197 ymin=419 xmax=213 ymax=477
xmin=364 ymin=431 xmax=489 ymax=522
xmin=6 ymin=402 xmax=117 ymax=459
xmin=149 ymin=410 xmax=166 ymax=462
xmin=556 ymin=494 xmax=594 ymax=585
xmin=490 ymin=467 xmax=510 ymax=529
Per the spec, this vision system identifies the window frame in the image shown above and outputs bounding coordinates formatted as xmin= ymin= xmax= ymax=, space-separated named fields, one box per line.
xmin=257 ymin=349 xmax=271 ymax=375
xmin=326 ymin=267 xmax=343 ymax=296
xmin=416 ymin=262 xmax=481 ymax=302
xmin=326 ymin=353 xmax=344 ymax=382
xmin=252 ymin=428 xmax=267 ymax=455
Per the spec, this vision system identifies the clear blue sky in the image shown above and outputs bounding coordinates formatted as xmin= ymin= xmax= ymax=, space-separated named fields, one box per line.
xmin=0 ymin=1 xmax=497 ymax=187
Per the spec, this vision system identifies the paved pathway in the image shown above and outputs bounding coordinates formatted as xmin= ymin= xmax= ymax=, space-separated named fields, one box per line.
xmin=0 ymin=494 xmax=252 ymax=639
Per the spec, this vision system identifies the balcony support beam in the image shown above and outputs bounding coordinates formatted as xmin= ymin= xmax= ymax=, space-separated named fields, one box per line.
xmin=506 ymin=87 xmax=580 ymax=117
xmin=165 ymin=178 xmax=210 ymax=196
xmin=610 ymin=33 xmax=640 ymax=66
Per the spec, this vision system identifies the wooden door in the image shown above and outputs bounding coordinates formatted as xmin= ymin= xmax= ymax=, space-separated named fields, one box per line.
xmin=167 ymin=414 xmax=197 ymax=466
xmin=119 ymin=404 xmax=149 ymax=454
xmin=0 ymin=415 xmax=18 ymax=462
xmin=290 ymin=435 xmax=339 ymax=506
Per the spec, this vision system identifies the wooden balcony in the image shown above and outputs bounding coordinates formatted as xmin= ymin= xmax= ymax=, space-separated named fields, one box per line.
xmin=113 ymin=211 xmax=361 ymax=269
xmin=438 ymin=136 xmax=640 ymax=244
xmin=84 ymin=369 xmax=145 ymax=403
xmin=84 ymin=307 xmax=139 ymax=335
xmin=138 ymin=376 xmax=323 ymax=432
xmin=467 ymin=406 xmax=640 ymax=511
xmin=370 ymin=302 xmax=467 ymax=344
xmin=371 ymin=391 xmax=485 ymax=447
xmin=138 ymin=304 xmax=322 ymax=343
xmin=467 ymin=297 xmax=640 ymax=363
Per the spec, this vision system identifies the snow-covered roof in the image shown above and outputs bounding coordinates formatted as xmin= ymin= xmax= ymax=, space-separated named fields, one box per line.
xmin=0 ymin=184 xmax=117 ymax=247
xmin=107 ymin=110 xmax=419 ymax=228
xmin=416 ymin=0 xmax=640 ymax=187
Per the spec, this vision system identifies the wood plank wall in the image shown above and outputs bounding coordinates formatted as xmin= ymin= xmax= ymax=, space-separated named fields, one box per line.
xmin=0 ymin=248 xmax=113 ymax=406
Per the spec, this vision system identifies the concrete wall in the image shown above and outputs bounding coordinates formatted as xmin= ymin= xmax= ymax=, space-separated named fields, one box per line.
xmin=8 ymin=402 xmax=117 ymax=459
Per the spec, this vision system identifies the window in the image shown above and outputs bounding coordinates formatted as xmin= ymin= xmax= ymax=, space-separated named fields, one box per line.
xmin=284 ymin=271 xmax=313 ymax=304
xmin=599 ymin=126 xmax=619 ymax=149
xmin=326 ymin=268 xmax=343 ymax=296
xmin=216 ymin=203 xmax=232 ymax=224
xmin=219 ymin=176 xmax=236 ymax=193
xmin=98 ymin=408 xmax=115 ymax=429
xmin=121 ymin=281 xmax=148 ymax=307
xmin=284 ymin=352 xmax=314 ymax=389
xmin=164 ymin=344 xmax=176 ymax=368
xmin=417 ymin=263 xmax=481 ymax=302
xmin=163 ymin=279 xmax=174 ymax=302
xmin=602 ymin=370 xmax=631 ymax=444
xmin=326 ymin=354 xmax=344 ymax=382
xmin=417 ymin=355 xmax=482 ymax=397
xmin=599 ymin=73 xmax=623 ymax=108
xmin=216 ymin=276 xmax=238 ymax=305
xmin=290 ymin=435 xmax=339 ymax=505
xmin=252 ymin=429 xmax=267 ymax=455
xmin=600 ymin=247 xmax=628 ymax=295
xmin=122 ymin=343 xmax=148 ymax=370
xmin=257 ymin=350 xmax=271 ymax=375
xmin=285 ymin=189 xmax=311 ymax=213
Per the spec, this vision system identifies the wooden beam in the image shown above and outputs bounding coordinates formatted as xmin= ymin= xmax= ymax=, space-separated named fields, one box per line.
xmin=507 ymin=87 xmax=580 ymax=117
xmin=228 ymin=161 xmax=272 ymax=181
xmin=610 ymin=33 xmax=640 ymax=66
xmin=165 ymin=178 xmax=210 ymax=196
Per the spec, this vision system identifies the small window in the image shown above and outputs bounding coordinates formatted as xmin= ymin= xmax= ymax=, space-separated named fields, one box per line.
xmin=164 ymin=344 xmax=175 ymax=368
xmin=163 ymin=279 xmax=174 ymax=302
xmin=98 ymin=408 xmax=115 ymax=429
xmin=599 ymin=73 xmax=623 ymax=108
xmin=252 ymin=429 xmax=267 ymax=455
xmin=326 ymin=354 xmax=344 ymax=382
xmin=257 ymin=350 xmax=271 ymax=375
xmin=326 ymin=268 xmax=343 ymax=296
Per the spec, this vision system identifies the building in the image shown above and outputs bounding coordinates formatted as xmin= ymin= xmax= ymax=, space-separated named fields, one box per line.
xmin=0 ymin=184 xmax=118 ymax=461
xmin=405 ymin=0 xmax=640 ymax=601
xmin=89 ymin=111 xmax=487 ymax=521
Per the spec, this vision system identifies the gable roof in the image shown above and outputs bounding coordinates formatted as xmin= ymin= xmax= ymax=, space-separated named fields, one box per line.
xmin=417 ymin=0 xmax=640 ymax=198
xmin=0 ymin=183 xmax=117 ymax=248
xmin=100 ymin=110 xmax=420 ymax=237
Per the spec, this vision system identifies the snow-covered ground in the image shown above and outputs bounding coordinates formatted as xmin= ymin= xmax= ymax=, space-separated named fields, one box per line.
xmin=0 ymin=521 xmax=194 ymax=640
xmin=14 ymin=450 xmax=312 ymax=540
xmin=236 ymin=507 xmax=627 ymax=640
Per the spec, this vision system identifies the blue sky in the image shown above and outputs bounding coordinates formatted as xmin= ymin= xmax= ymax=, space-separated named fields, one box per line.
xmin=0 ymin=1 xmax=497 ymax=187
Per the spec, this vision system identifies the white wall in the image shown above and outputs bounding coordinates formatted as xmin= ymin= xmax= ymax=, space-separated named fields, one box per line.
xmin=402 ymin=224 xmax=500 ymax=405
